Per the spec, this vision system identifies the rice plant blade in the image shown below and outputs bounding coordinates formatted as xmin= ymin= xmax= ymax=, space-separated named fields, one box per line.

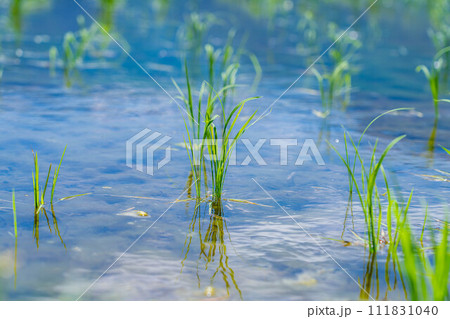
xmin=50 ymin=146 xmax=67 ymax=203
xmin=367 ymin=135 xmax=406 ymax=195
xmin=434 ymin=46 xmax=450 ymax=61
xmin=359 ymin=108 xmax=412 ymax=146
xmin=42 ymin=164 xmax=52 ymax=202
xmin=441 ymin=145 xmax=450 ymax=156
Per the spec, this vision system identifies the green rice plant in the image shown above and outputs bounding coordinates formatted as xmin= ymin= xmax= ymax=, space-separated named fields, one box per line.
xmin=48 ymin=46 xmax=57 ymax=75
xmin=310 ymin=23 xmax=360 ymax=113
xmin=12 ymin=189 xmax=17 ymax=238
xmin=181 ymin=13 xmax=217 ymax=54
xmin=49 ymin=15 xmax=123 ymax=87
xmin=416 ymin=46 xmax=450 ymax=118
xmin=311 ymin=60 xmax=351 ymax=114
xmin=442 ymin=145 xmax=450 ymax=156
xmin=204 ymin=30 xmax=262 ymax=102
xmin=296 ymin=9 xmax=319 ymax=55
xmin=32 ymin=147 xmax=67 ymax=249
xmin=400 ymin=218 xmax=450 ymax=300
xmin=174 ymin=63 xmax=258 ymax=205
xmin=9 ymin=0 xmax=22 ymax=36
xmin=205 ymin=42 xmax=240 ymax=111
xmin=205 ymin=95 xmax=258 ymax=206
xmin=32 ymin=146 xmax=67 ymax=212
xmin=99 ymin=0 xmax=117 ymax=32
xmin=173 ymin=64 xmax=216 ymax=199
xmin=427 ymin=0 xmax=450 ymax=82
xmin=327 ymin=22 xmax=361 ymax=65
xmin=328 ymin=109 xmax=411 ymax=252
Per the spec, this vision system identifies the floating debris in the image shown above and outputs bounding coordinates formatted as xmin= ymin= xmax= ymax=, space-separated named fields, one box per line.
xmin=417 ymin=174 xmax=449 ymax=182
xmin=117 ymin=208 xmax=150 ymax=218
xmin=312 ymin=109 xmax=330 ymax=118
xmin=59 ymin=193 xmax=91 ymax=201
xmin=204 ymin=286 xmax=216 ymax=297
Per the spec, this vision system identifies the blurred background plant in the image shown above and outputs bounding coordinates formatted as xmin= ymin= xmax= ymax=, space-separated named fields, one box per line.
xmin=48 ymin=15 xmax=128 ymax=87
xmin=310 ymin=23 xmax=361 ymax=116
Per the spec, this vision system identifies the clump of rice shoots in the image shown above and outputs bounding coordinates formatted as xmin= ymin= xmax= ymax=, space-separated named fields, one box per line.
xmin=400 ymin=218 xmax=450 ymax=300
xmin=174 ymin=63 xmax=258 ymax=206
xmin=416 ymin=46 xmax=450 ymax=118
xmin=32 ymin=146 xmax=67 ymax=212
xmin=32 ymin=147 xmax=67 ymax=249
xmin=442 ymin=145 xmax=450 ymax=156
xmin=310 ymin=23 xmax=361 ymax=115
xmin=328 ymin=109 xmax=412 ymax=252
xmin=204 ymin=30 xmax=262 ymax=97
xmin=49 ymin=15 xmax=120 ymax=87
xmin=180 ymin=12 xmax=217 ymax=54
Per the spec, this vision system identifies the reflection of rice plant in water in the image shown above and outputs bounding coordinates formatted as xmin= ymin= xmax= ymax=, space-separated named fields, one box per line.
xmin=310 ymin=23 xmax=361 ymax=115
xmin=329 ymin=109 xmax=412 ymax=253
xmin=174 ymin=63 xmax=258 ymax=205
xmin=358 ymin=250 xmax=407 ymax=301
xmin=12 ymin=190 xmax=18 ymax=238
xmin=181 ymin=202 xmax=242 ymax=299
xmin=416 ymin=46 xmax=450 ymax=118
xmin=400 ymin=218 xmax=450 ymax=300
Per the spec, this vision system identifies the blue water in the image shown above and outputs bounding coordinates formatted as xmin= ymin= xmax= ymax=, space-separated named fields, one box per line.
xmin=0 ymin=0 xmax=449 ymax=300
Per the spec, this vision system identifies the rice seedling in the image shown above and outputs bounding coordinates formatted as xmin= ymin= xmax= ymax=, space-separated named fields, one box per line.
xmin=328 ymin=109 xmax=412 ymax=252
xmin=204 ymin=30 xmax=262 ymax=98
xmin=442 ymin=145 xmax=450 ymax=156
xmin=311 ymin=60 xmax=351 ymax=115
xmin=416 ymin=46 xmax=450 ymax=118
xmin=9 ymin=0 xmax=22 ymax=37
xmin=32 ymin=146 xmax=67 ymax=212
xmin=49 ymin=15 xmax=123 ymax=86
xmin=174 ymin=63 xmax=258 ymax=205
xmin=99 ymin=0 xmax=117 ymax=32
xmin=32 ymin=147 xmax=67 ymax=249
xmin=296 ymin=9 xmax=319 ymax=55
xmin=180 ymin=12 xmax=217 ymax=54
xmin=399 ymin=218 xmax=450 ymax=300
xmin=427 ymin=0 xmax=450 ymax=82
xmin=205 ymin=95 xmax=258 ymax=206
xmin=310 ymin=23 xmax=360 ymax=113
